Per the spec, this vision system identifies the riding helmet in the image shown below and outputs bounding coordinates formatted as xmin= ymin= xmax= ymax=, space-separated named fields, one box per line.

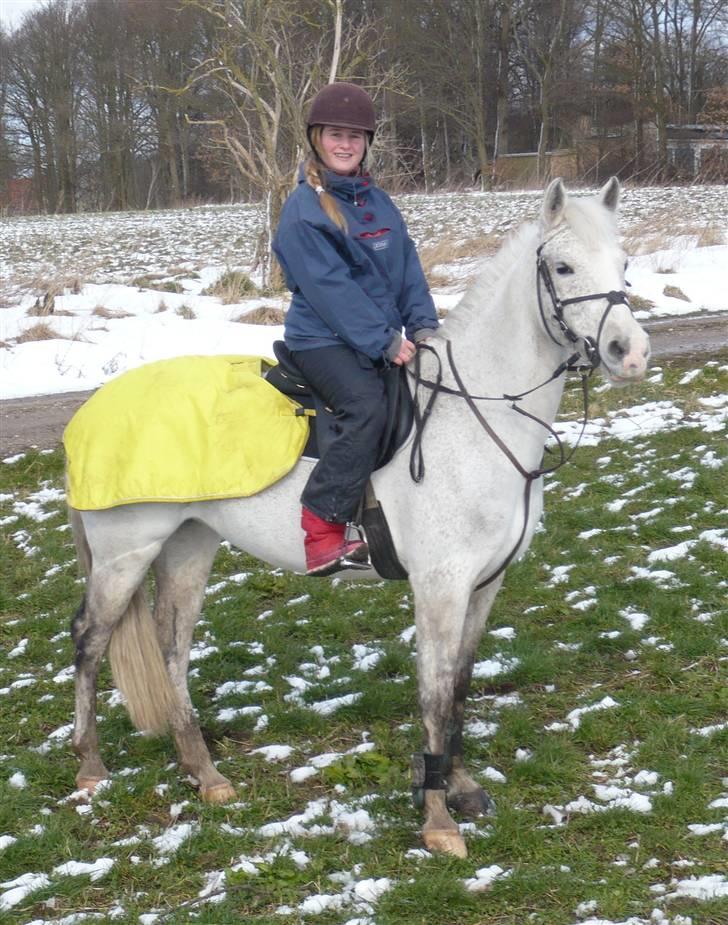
xmin=307 ymin=82 xmax=376 ymax=141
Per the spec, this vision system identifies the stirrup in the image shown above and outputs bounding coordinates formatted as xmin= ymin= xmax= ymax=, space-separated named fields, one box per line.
xmin=306 ymin=541 xmax=371 ymax=577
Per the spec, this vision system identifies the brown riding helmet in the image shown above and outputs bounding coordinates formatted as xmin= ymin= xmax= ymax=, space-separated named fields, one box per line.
xmin=307 ymin=82 xmax=376 ymax=142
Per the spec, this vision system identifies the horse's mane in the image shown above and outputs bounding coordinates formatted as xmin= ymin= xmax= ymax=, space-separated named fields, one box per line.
xmin=440 ymin=219 xmax=539 ymax=337
xmin=440 ymin=193 xmax=618 ymax=338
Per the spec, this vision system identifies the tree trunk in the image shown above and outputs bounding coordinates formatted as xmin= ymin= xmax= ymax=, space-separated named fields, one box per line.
xmin=328 ymin=0 xmax=343 ymax=84
xmin=650 ymin=0 xmax=668 ymax=178
xmin=419 ymin=82 xmax=430 ymax=192
xmin=491 ymin=0 xmax=511 ymax=186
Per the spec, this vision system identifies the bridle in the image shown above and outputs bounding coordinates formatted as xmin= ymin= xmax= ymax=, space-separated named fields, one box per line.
xmin=536 ymin=239 xmax=631 ymax=369
xmin=408 ymin=241 xmax=633 ymax=591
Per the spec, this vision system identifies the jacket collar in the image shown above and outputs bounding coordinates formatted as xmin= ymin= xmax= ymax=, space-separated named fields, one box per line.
xmin=297 ymin=163 xmax=372 ymax=200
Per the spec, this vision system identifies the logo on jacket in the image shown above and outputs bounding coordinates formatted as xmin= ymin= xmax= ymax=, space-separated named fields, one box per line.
xmin=359 ymin=227 xmax=391 ymax=251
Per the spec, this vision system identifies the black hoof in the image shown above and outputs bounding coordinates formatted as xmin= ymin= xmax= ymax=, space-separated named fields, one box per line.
xmin=447 ymin=788 xmax=496 ymax=819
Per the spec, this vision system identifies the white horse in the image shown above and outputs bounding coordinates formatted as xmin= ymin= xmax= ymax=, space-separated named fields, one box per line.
xmin=68 ymin=178 xmax=649 ymax=859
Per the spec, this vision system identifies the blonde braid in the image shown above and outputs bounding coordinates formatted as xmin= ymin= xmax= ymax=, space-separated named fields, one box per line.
xmin=305 ymin=126 xmax=348 ymax=232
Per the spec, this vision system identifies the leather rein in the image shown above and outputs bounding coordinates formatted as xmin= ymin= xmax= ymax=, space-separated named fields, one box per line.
xmin=408 ymin=245 xmax=631 ymax=592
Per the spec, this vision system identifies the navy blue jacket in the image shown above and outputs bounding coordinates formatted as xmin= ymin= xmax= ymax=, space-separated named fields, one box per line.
xmin=272 ymin=166 xmax=439 ymax=362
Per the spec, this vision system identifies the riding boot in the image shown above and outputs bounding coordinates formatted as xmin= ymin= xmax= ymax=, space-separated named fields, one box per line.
xmin=301 ymin=507 xmax=370 ymax=577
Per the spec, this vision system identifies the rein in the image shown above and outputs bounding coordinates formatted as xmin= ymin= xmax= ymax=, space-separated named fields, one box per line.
xmin=407 ymin=242 xmax=629 ymax=591
xmin=409 ymin=341 xmax=592 ymax=590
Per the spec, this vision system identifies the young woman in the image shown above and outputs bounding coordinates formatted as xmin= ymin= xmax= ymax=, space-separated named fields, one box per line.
xmin=272 ymin=82 xmax=439 ymax=576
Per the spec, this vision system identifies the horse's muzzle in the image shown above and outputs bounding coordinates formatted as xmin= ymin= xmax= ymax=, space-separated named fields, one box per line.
xmin=603 ymin=331 xmax=651 ymax=384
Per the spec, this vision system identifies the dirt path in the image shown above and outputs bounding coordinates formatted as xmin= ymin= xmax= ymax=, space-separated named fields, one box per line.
xmin=1 ymin=314 xmax=726 ymax=457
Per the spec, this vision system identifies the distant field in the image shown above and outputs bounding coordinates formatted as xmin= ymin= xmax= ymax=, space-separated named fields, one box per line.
xmin=2 ymin=185 xmax=727 ymax=290
xmin=1 ymin=359 xmax=726 ymax=924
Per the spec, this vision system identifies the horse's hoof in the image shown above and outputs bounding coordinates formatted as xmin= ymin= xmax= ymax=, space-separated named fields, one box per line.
xmin=75 ymin=777 xmax=106 ymax=796
xmin=447 ymin=788 xmax=496 ymax=819
xmin=422 ymin=829 xmax=468 ymax=858
xmin=200 ymin=781 xmax=236 ymax=803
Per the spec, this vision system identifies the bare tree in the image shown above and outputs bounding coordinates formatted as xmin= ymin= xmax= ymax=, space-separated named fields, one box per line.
xmin=491 ymin=0 xmax=513 ymax=183
xmin=80 ymin=0 xmax=140 ymax=210
xmin=513 ymin=0 xmax=587 ymax=180
xmin=182 ymin=0 xmax=376 ymax=286
xmin=4 ymin=0 xmax=83 ymax=212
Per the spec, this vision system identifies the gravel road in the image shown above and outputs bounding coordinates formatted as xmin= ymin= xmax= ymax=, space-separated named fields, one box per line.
xmin=1 ymin=314 xmax=726 ymax=457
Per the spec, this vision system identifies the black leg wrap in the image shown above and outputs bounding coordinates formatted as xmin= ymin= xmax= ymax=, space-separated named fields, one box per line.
xmin=411 ymin=752 xmax=448 ymax=808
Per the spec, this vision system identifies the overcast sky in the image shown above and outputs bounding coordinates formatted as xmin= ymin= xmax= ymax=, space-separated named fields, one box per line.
xmin=0 ymin=0 xmax=47 ymax=31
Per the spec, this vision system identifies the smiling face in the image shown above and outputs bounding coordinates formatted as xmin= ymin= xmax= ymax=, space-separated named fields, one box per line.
xmin=317 ymin=125 xmax=367 ymax=175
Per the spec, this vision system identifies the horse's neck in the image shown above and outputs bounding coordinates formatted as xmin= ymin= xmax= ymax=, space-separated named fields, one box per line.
xmin=438 ymin=230 xmax=566 ymax=421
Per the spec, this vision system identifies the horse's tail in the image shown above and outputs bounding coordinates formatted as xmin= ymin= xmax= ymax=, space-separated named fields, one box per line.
xmin=107 ymin=593 xmax=176 ymax=736
xmin=68 ymin=504 xmax=176 ymax=736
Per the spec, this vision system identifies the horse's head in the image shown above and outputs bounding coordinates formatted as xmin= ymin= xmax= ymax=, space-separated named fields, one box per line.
xmin=537 ymin=177 xmax=650 ymax=385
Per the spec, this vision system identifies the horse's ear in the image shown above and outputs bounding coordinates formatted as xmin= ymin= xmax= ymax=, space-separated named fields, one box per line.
xmin=599 ymin=176 xmax=620 ymax=212
xmin=542 ymin=178 xmax=566 ymax=229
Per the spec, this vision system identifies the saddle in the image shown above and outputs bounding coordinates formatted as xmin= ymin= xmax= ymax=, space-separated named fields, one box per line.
xmin=265 ymin=341 xmax=413 ymax=580
xmin=265 ymin=341 xmax=414 ymax=470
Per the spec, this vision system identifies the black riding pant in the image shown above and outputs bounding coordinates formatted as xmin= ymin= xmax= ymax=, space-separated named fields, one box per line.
xmin=290 ymin=344 xmax=388 ymax=523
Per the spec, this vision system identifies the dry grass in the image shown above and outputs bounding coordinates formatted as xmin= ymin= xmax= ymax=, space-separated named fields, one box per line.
xmin=693 ymin=224 xmax=726 ymax=247
xmin=663 ymin=284 xmax=691 ymax=302
xmin=132 ymin=274 xmax=186 ymax=293
xmin=622 ymin=213 xmax=674 ymax=256
xmin=27 ymin=293 xmax=56 ymax=316
xmin=628 ymin=293 xmax=656 ymax=312
xmin=623 ymin=214 xmax=725 ymax=256
xmin=28 ymin=274 xmax=84 ymax=295
xmin=25 ymin=275 xmax=85 ymax=318
xmin=26 ymin=300 xmax=76 ymax=317
xmin=175 ymin=304 xmax=196 ymax=320
xmin=203 ymin=270 xmax=258 ymax=303
xmin=166 ymin=266 xmax=200 ymax=279
xmin=419 ymin=232 xmax=501 ymax=288
xmin=156 ymin=300 xmax=168 ymax=313
xmin=16 ymin=323 xmax=64 ymax=343
xmin=234 ymin=305 xmax=285 ymax=325
xmin=92 ymin=306 xmax=133 ymax=319
xmin=133 ymin=273 xmax=165 ymax=288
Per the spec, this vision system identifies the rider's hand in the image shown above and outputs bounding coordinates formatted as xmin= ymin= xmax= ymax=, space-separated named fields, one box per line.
xmin=392 ymin=338 xmax=416 ymax=366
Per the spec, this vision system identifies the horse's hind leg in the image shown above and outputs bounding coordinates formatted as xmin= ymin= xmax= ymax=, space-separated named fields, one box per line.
xmin=445 ymin=583 xmax=501 ymax=819
xmin=152 ymin=520 xmax=234 ymax=802
xmin=71 ymin=551 xmax=160 ymax=793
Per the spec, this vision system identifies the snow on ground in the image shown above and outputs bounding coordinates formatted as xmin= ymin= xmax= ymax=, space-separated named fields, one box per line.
xmin=1 ymin=185 xmax=726 ymax=399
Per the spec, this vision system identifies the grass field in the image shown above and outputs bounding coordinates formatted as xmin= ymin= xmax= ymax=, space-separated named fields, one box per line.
xmin=1 ymin=359 xmax=726 ymax=925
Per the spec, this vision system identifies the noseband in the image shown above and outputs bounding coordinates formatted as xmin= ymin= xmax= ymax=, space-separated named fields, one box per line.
xmin=536 ymin=242 xmax=630 ymax=369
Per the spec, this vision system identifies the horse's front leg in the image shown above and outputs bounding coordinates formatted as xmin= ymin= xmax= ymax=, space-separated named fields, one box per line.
xmin=445 ymin=581 xmax=502 ymax=819
xmin=412 ymin=580 xmax=472 ymax=858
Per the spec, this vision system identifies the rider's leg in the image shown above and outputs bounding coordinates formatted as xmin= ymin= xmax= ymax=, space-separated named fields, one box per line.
xmin=290 ymin=344 xmax=387 ymax=575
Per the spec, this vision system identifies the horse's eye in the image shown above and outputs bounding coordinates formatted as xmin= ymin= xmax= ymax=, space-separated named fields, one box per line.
xmin=556 ymin=263 xmax=573 ymax=275
xmin=624 ymin=259 xmax=630 ymax=271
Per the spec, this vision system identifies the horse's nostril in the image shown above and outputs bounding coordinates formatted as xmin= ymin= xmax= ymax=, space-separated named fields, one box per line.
xmin=608 ymin=339 xmax=627 ymax=360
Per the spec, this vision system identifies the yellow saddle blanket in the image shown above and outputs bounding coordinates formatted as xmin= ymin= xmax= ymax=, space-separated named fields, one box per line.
xmin=64 ymin=355 xmax=309 ymax=510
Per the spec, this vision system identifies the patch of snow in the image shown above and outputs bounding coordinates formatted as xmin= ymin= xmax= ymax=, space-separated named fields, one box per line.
xmin=0 ymin=872 xmax=51 ymax=912
xmin=250 ymin=745 xmax=294 ymax=762
xmin=463 ymin=864 xmax=512 ymax=892
xmin=53 ymin=858 xmax=114 ymax=881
